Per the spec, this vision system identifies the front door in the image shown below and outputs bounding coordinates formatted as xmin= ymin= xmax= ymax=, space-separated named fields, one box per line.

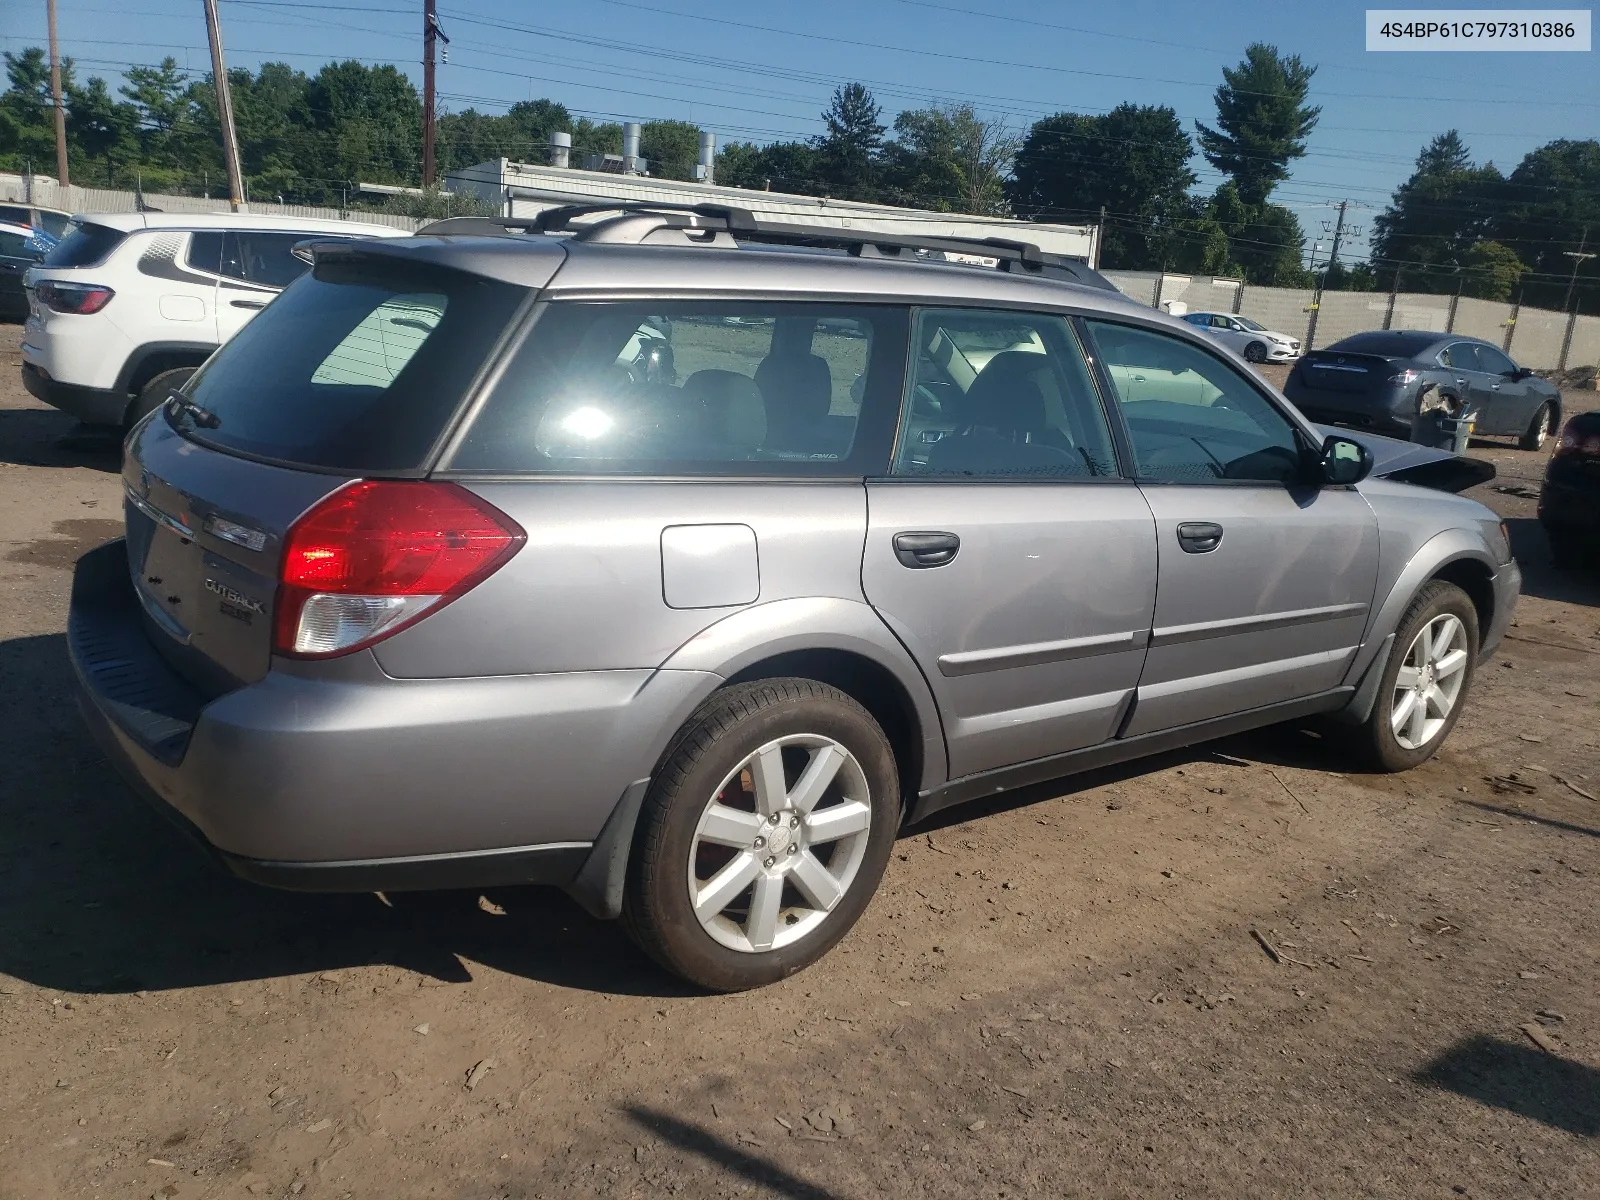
xmin=1082 ymin=319 xmax=1380 ymax=736
xmin=1472 ymin=342 xmax=1536 ymax=436
xmin=862 ymin=308 xmax=1157 ymax=781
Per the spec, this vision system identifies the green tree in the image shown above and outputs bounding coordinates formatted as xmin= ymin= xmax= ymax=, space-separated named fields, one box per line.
xmin=120 ymin=57 xmax=191 ymax=171
xmin=1010 ymin=104 xmax=1196 ymax=268
xmin=881 ymin=103 xmax=1016 ymax=215
xmin=66 ymin=75 xmax=136 ymax=183
xmin=1195 ymin=43 xmax=1319 ymax=206
xmin=1370 ymin=131 xmax=1504 ymax=292
xmin=813 ymin=82 xmax=884 ymax=200
xmin=1206 ymin=182 xmax=1307 ymax=284
xmin=1459 ymin=239 xmax=1527 ymax=301
xmin=716 ymin=139 xmax=821 ymax=194
xmin=1 ymin=48 xmax=73 ymax=170
xmin=638 ymin=119 xmax=702 ymax=181
xmin=1492 ymin=138 xmax=1600 ymax=308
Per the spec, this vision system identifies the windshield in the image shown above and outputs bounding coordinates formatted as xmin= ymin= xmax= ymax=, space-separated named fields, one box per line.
xmin=175 ymin=263 xmax=526 ymax=471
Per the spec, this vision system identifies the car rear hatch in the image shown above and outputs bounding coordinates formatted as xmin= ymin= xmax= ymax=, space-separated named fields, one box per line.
xmin=1294 ymin=350 xmax=1398 ymax=394
xmin=114 ymin=239 xmax=553 ymax=699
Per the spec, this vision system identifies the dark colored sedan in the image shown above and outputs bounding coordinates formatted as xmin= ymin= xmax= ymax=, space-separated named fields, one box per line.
xmin=1539 ymin=409 xmax=1600 ymax=567
xmin=1284 ymin=329 xmax=1562 ymax=450
xmin=0 ymin=221 xmax=41 ymax=322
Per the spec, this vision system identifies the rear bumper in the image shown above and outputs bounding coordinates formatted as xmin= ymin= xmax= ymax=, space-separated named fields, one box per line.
xmin=1538 ymin=478 xmax=1600 ymax=534
xmin=21 ymin=360 xmax=127 ymax=425
xmin=69 ymin=539 xmax=714 ymax=892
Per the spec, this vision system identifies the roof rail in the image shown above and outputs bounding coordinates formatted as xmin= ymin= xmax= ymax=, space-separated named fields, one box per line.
xmin=415 ymin=203 xmax=1115 ymax=291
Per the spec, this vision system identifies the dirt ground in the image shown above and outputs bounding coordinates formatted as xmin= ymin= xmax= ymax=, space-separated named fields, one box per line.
xmin=1 ymin=331 xmax=1596 ymax=1200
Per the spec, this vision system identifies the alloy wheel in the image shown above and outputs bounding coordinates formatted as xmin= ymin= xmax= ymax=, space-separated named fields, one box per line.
xmin=686 ymin=734 xmax=873 ymax=954
xmin=1390 ymin=613 xmax=1470 ymax=751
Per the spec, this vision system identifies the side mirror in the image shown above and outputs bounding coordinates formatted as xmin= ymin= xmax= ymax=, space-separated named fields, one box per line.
xmin=1508 ymin=366 xmax=1533 ymax=381
xmin=1320 ymin=434 xmax=1372 ymax=486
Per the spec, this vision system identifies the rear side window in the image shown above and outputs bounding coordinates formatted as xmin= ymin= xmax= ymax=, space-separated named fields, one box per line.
xmin=176 ymin=264 xmax=526 ymax=471
xmin=189 ymin=230 xmax=318 ymax=288
xmin=36 ymin=211 xmax=74 ymax=238
xmin=892 ymin=308 xmax=1118 ymax=478
xmin=450 ymin=301 xmax=905 ymax=475
xmin=42 ymin=222 xmax=126 ymax=268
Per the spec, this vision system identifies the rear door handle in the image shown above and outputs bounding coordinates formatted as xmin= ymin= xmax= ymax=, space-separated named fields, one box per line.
xmin=893 ymin=531 xmax=960 ymax=568
xmin=230 ymin=298 xmax=267 ymax=310
xmin=1176 ymin=522 xmax=1223 ymax=554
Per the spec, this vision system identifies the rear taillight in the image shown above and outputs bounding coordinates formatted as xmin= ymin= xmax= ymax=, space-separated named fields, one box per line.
xmin=1387 ymin=368 xmax=1419 ymax=385
xmin=1552 ymin=422 xmax=1600 ymax=458
xmin=34 ymin=280 xmax=114 ymax=314
xmin=274 ymin=481 xmax=526 ymax=659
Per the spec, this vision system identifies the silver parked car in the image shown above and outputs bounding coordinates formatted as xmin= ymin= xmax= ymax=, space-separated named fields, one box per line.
xmin=68 ymin=206 xmax=1520 ymax=991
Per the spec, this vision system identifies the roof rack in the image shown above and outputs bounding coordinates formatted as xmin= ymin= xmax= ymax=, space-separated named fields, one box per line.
xmin=415 ymin=203 xmax=1115 ymax=291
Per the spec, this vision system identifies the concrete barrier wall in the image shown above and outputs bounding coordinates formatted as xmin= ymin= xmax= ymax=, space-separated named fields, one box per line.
xmin=1452 ymin=298 xmax=1514 ymax=345
xmin=1311 ymin=292 xmax=1390 ymax=348
xmin=1512 ymin=309 xmax=1569 ymax=369
xmin=1238 ymin=289 xmax=1314 ymax=343
xmin=1102 ymin=271 xmax=1159 ymax=305
xmin=1563 ymin=314 xmax=1600 ymax=370
xmin=1389 ymin=293 xmax=1452 ymax=332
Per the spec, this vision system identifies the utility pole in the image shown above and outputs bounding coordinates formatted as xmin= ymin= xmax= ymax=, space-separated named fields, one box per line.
xmin=47 ymin=0 xmax=70 ymax=188
xmin=422 ymin=0 xmax=445 ymax=187
xmin=202 ymin=0 xmax=247 ymax=211
xmin=1561 ymin=226 xmax=1593 ymax=312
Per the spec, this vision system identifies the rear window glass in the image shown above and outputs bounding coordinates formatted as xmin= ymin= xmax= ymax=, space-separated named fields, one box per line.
xmin=450 ymin=301 xmax=904 ymax=475
xmin=42 ymin=222 xmax=126 ymax=268
xmin=1324 ymin=331 xmax=1440 ymax=357
xmin=175 ymin=264 xmax=526 ymax=471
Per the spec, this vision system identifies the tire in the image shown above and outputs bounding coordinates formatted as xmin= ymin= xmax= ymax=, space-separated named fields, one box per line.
xmin=1355 ymin=580 xmax=1480 ymax=773
xmin=125 ymin=367 xmax=197 ymax=429
xmin=622 ymin=679 xmax=900 ymax=992
xmin=1548 ymin=530 xmax=1593 ymax=571
xmin=1518 ymin=402 xmax=1553 ymax=451
xmin=1244 ymin=341 xmax=1268 ymax=363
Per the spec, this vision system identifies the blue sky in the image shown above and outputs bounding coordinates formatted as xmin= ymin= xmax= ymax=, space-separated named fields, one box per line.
xmin=6 ymin=0 xmax=1598 ymax=261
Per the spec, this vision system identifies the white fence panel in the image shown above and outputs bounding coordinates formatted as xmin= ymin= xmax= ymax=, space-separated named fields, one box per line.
xmin=1453 ymin=298 xmax=1514 ymax=345
xmin=1511 ymin=309 xmax=1569 ymax=369
xmin=1238 ymin=288 xmax=1314 ymax=344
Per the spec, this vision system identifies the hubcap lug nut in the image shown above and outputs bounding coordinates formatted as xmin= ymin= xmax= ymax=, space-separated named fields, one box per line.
xmin=787 ymin=844 xmax=797 ymax=855
xmin=789 ymin=817 xmax=799 ymax=829
xmin=753 ymin=836 xmax=765 ymax=848
xmin=764 ymin=856 xmax=776 ymax=868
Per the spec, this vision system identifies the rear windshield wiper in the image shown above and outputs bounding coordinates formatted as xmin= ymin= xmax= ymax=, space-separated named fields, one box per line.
xmin=167 ymin=390 xmax=222 ymax=429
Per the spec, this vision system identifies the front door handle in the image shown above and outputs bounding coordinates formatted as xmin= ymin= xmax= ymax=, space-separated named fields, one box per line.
xmin=230 ymin=298 xmax=267 ymax=310
xmin=893 ymin=531 xmax=960 ymax=569
xmin=1176 ymin=522 xmax=1224 ymax=554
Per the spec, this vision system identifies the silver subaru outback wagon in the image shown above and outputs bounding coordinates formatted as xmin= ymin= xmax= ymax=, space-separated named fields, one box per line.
xmin=68 ymin=205 xmax=1520 ymax=991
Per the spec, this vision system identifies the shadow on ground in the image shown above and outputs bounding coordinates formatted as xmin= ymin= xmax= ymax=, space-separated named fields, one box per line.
xmin=0 ymin=626 xmax=1373 ymax=1001
xmin=0 ymin=407 xmax=122 ymax=472
xmin=1505 ymin=518 xmax=1600 ymax=607
xmin=626 ymin=1107 xmax=840 ymax=1199
xmin=1416 ymin=1035 xmax=1600 ymax=1138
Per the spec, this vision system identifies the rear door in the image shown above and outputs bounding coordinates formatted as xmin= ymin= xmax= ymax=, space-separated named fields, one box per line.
xmin=861 ymin=307 xmax=1156 ymax=780
xmin=1084 ymin=319 xmax=1379 ymax=735
xmin=211 ymin=230 xmax=317 ymax=343
xmin=1442 ymin=342 xmax=1502 ymax=431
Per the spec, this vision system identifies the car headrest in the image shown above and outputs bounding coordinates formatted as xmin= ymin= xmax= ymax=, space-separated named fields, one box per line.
xmin=756 ymin=352 xmax=833 ymax=436
xmin=962 ymin=351 xmax=1051 ymax=434
xmin=683 ymin=369 xmax=766 ymax=450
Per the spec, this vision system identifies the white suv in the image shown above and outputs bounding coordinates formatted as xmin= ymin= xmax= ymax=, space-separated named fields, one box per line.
xmin=21 ymin=212 xmax=406 ymax=427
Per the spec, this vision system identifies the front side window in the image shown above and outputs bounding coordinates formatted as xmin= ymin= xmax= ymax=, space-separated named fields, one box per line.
xmin=1476 ymin=344 xmax=1516 ymax=375
xmin=891 ymin=308 xmax=1118 ymax=478
xmin=451 ymin=302 xmax=900 ymax=474
xmin=1085 ymin=320 xmax=1306 ymax=484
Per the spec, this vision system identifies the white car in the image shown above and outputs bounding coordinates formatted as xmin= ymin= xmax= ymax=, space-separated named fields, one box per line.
xmin=21 ymin=211 xmax=407 ymax=427
xmin=1181 ymin=311 xmax=1301 ymax=363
